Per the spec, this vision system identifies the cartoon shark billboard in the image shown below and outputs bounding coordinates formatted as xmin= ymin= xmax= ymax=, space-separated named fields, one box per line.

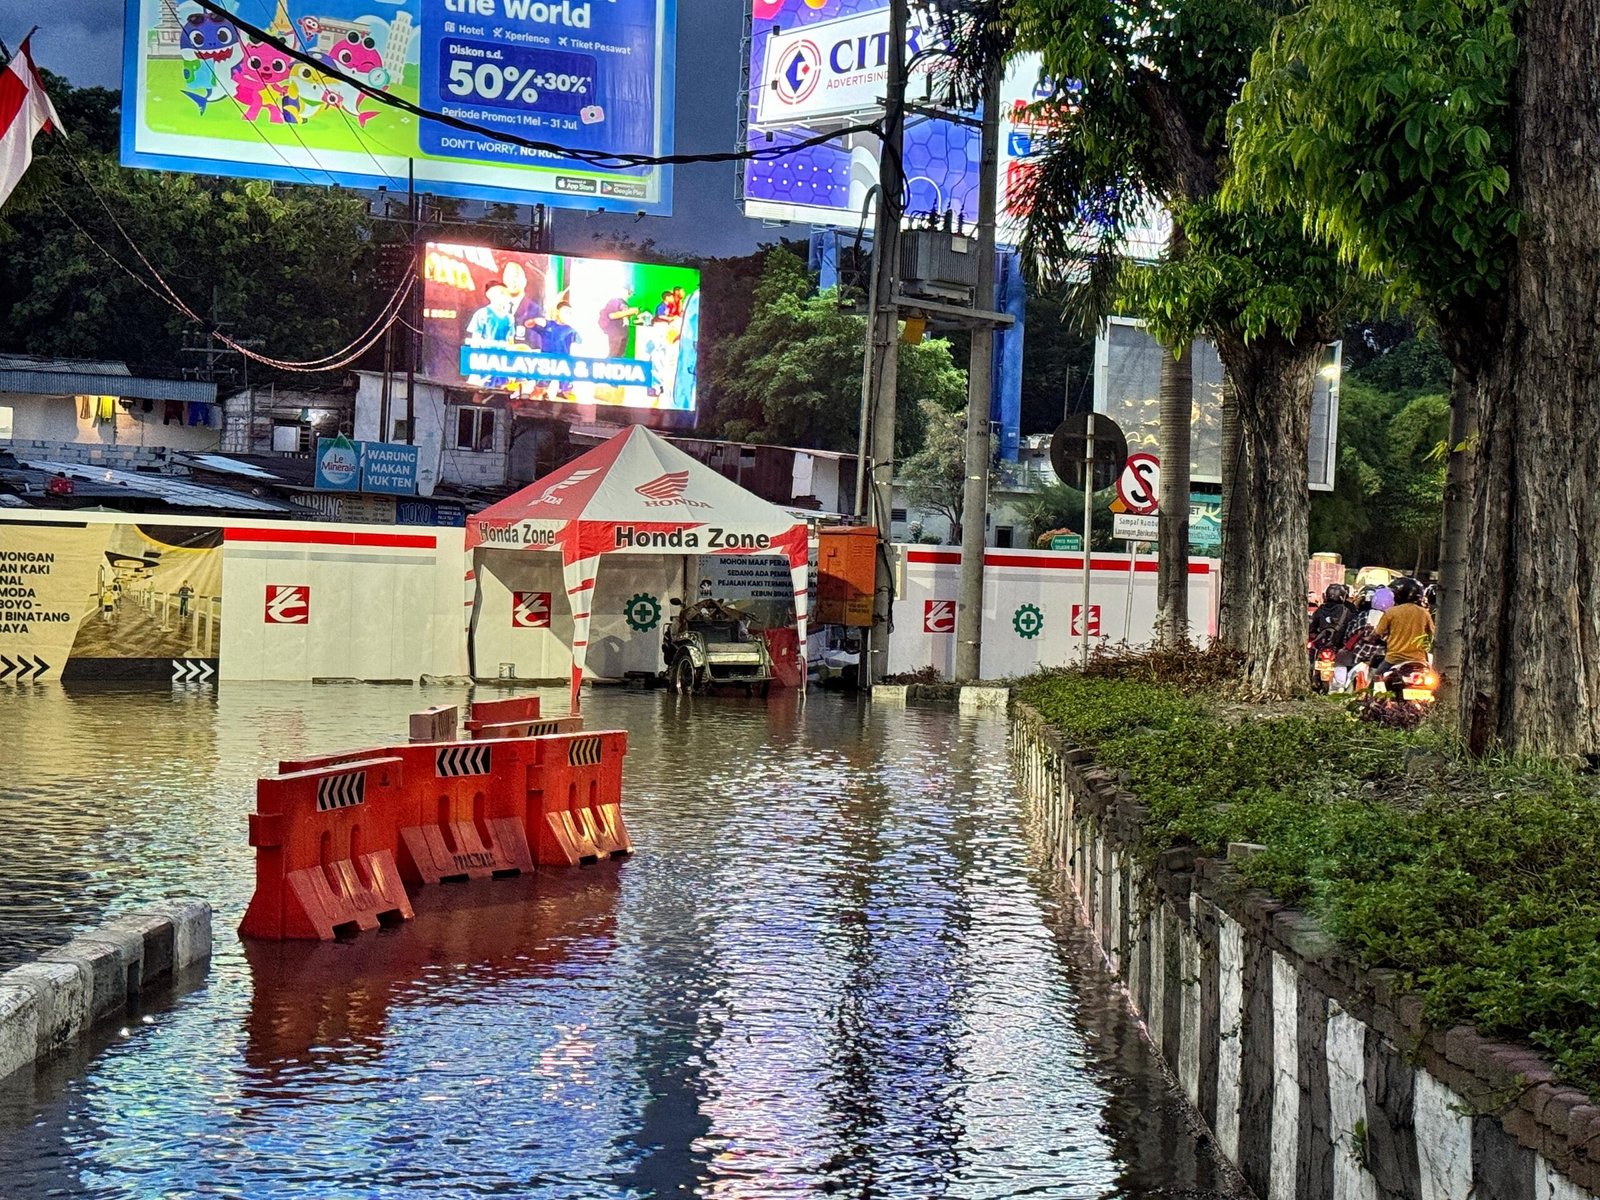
xmin=121 ymin=0 xmax=677 ymax=214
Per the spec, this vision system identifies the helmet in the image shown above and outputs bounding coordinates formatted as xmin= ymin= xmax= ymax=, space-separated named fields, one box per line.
xmin=1371 ymin=586 xmax=1395 ymax=613
xmin=1323 ymin=583 xmax=1350 ymax=604
xmin=1424 ymin=583 xmax=1439 ymax=610
xmin=1391 ymin=576 xmax=1423 ymax=605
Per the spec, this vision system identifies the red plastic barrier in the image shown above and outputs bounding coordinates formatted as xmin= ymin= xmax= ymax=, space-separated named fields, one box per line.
xmin=524 ymin=732 xmax=631 ymax=867
xmin=282 ymin=742 xmax=534 ymax=886
xmin=465 ymin=715 xmax=583 ymax=739
xmin=763 ymin=628 xmax=802 ymax=689
xmin=240 ymin=756 xmax=414 ymax=941
xmin=467 ymin=696 xmax=541 ymax=725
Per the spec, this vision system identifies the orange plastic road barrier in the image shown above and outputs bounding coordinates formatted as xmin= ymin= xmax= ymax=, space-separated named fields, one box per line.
xmin=282 ymin=742 xmax=535 ymax=886
xmin=466 ymin=715 xmax=584 ymax=739
xmin=240 ymin=756 xmax=414 ymax=941
xmin=524 ymin=732 xmax=631 ymax=867
xmin=467 ymin=696 xmax=541 ymax=725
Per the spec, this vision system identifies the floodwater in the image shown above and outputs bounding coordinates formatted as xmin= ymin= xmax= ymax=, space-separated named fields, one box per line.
xmin=0 ymin=683 xmax=1237 ymax=1199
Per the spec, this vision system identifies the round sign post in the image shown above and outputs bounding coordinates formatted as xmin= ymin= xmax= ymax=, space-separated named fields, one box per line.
xmin=1116 ymin=453 xmax=1161 ymax=516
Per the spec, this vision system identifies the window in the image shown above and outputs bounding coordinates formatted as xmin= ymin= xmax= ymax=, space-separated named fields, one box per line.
xmin=890 ymin=507 xmax=908 ymax=522
xmin=271 ymin=423 xmax=301 ymax=452
xmin=455 ymin=407 xmax=495 ymax=452
xmin=390 ymin=419 xmax=411 ymax=443
xmin=0 ymin=405 xmax=11 ymax=439
xmin=995 ymin=525 xmax=1014 ymax=548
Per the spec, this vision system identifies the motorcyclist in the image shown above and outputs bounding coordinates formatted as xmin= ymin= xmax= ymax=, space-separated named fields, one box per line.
xmin=1308 ymin=583 xmax=1359 ymax=689
xmin=1374 ymin=576 xmax=1434 ymax=693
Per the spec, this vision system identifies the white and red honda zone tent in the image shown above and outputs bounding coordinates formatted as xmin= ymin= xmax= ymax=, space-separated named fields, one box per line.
xmin=466 ymin=426 xmax=810 ymax=710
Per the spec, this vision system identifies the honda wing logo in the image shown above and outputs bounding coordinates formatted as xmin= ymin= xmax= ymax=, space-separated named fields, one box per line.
xmin=535 ymin=467 xmax=599 ymax=507
xmin=634 ymin=471 xmax=709 ymax=510
xmin=636 ymin=471 xmax=689 ymax=501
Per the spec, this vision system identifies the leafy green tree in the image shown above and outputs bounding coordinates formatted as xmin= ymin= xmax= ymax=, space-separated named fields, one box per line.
xmin=1005 ymin=0 xmax=1356 ymax=694
xmin=900 ymin=399 xmax=973 ymax=543
xmin=708 ymin=247 xmax=965 ymax=460
xmin=0 ymin=76 xmax=382 ymax=380
xmin=1228 ymin=0 xmax=1600 ymax=757
xmin=1308 ymin=381 xmax=1448 ymax=569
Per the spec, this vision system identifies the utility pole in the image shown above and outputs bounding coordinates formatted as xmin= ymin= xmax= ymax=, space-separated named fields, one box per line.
xmin=954 ymin=53 xmax=1003 ymax=681
xmin=856 ymin=0 xmax=908 ymax=687
xmin=405 ymin=160 xmax=419 ymax=446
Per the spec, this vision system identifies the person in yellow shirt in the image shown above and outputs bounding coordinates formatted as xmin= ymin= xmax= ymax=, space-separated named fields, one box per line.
xmin=1375 ymin=577 xmax=1433 ymax=690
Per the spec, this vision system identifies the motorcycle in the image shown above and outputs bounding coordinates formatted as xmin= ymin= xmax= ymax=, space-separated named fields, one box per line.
xmin=1308 ymin=639 xmax=1338 ymax=692
xmin=1376 ymin=660 xmax=1439 ymax=705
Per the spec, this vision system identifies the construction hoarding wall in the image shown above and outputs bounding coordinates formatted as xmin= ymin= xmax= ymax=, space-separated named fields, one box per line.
xmin=888 ymin=546 xmax=1221 ymax=679
xmin=0 ymin=514 xmax=468 ymax=682
xmin=122 ymin=0 xmax=676 ymax=213
xmin=422 ymin=243 xmax=701 ymax=417
xmin=1096 ymin=317 xmax=1341 ymax=492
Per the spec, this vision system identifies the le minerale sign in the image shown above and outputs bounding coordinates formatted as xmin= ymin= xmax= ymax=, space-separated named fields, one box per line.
xmin=316 ymin=439 xmax=420 ymax=496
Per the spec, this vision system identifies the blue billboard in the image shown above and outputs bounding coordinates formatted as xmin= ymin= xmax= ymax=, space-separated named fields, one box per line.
xmin=121 ymin=0 xmax=677 ymax=214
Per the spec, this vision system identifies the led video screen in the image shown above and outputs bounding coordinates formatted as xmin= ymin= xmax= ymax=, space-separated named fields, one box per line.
xmin=421 ymin=243 xmax=701 ymax=414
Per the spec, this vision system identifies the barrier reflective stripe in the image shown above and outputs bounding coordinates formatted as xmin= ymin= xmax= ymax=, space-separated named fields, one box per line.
xmin=466 ymin=716 xmax=583 ymax=740
xmin=568 ymin=737 xmax=602 ymax=767
xmin=240 ymin=756 xmax=412 ymax=942
xmin=436 ymin=744 xmax=492 ymax=777
xmin=317 ymin=771 xmax=366 ymax=811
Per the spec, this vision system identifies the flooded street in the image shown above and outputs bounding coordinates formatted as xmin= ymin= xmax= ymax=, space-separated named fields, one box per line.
xmin=0 ymin=683 xmax=1234 ymax=1199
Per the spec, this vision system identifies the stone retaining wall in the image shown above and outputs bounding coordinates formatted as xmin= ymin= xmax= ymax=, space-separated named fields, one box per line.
xmin=1013 ymin=704 xmax=1598 ymax=1200
xmin=0 ymin=900 xmax=212 ymax=1080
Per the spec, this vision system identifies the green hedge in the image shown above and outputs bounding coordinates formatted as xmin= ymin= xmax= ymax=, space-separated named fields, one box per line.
xmin=1016 ymin=672 xmax=1600 ymax=1093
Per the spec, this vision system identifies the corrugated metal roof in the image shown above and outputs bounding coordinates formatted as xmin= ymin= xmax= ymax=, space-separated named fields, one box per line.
xmin=0 ymin=354 xmax=131 ymax=376
xmin=0 ymin=369 xmax=217 ymax=404
xmin=16 ymin=459 xmax=295 ymax=513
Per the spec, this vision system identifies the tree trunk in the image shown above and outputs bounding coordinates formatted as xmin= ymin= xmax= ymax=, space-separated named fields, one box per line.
xmin=1156 ymin=345 xmax=1193 ymax=643
xmin=1213 ymin=330 xmax=1321 ymax=697
xmin=1431 ymin=364 xmax=1476 ymax=697
xmin=1458 ymin=0 xmax=1600 ymax=757
xmin=1155 ymin=224 xmax=1193 ymax=646
xmin=1218 ymin=374 xmax=1247 ymax=645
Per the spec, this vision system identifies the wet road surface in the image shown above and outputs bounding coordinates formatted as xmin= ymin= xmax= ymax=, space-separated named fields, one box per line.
xmin=0 ymin=683 xmax=1237 ymax=1199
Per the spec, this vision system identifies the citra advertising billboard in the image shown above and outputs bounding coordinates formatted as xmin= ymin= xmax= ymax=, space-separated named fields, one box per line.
xmin=742 ymin=0 xmax=1171 ymax=256
xmin=421 ymin=243 xmax=701 ymax=415
xmin=122 ymin=0 xmax=676 ymax=213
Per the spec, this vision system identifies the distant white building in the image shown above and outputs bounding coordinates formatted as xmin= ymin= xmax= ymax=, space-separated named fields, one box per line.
xmin=0 ymin=355 xmax=221 ymax=472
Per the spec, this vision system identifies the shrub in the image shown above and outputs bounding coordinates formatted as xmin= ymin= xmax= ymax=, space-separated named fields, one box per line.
xmin=1018 ymin=670 xmax=1600 ymax=1094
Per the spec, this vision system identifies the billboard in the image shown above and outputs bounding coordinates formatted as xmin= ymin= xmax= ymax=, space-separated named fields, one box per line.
xmin=121 ymin=0 xmax=677 ymax=214
xmin=1093 ymin=316 xmax=1341 ymax=492
xmin=741 ymin=0 xmax=1170 ymax=255
xmin=421 ymin=242 xmax=701 ymax=414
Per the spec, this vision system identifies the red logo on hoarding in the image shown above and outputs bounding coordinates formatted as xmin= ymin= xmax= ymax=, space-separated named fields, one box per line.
xmin=265 ymin=585 xmax=310 ymax=625
xmin=924 ymin=599 xmax=956 ymax=634
xmin=512 ymin=591 xmax=552 ymax=629
xmin=1071 ymin=604 xmax=1101 ymax=637
xmin=636 ymin=471 xmax=690 ymax=502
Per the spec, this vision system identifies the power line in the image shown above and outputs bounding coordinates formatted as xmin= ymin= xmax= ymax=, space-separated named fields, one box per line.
xmin=188 ymin=0 xmax=882 ymax=173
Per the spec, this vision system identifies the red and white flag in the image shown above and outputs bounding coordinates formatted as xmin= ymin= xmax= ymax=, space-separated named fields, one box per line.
xmin=0 ymin=39 xmax=64 ymax=211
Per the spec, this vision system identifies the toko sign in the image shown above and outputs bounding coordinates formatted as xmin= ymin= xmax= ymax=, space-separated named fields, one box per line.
xmin=121 ymin=0 xmax=677 ymax=214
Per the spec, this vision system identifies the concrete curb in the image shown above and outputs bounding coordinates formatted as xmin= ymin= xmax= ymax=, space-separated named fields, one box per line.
xmin=0 ymin=899 xmax=212 ymax=1081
